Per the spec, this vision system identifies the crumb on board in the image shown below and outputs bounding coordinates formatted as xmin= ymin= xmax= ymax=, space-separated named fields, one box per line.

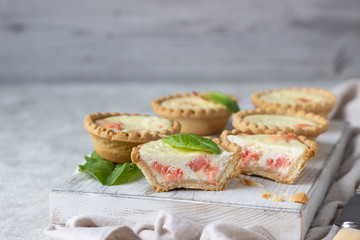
xmin=262 ymin=191 xmax=309 ymax=204
xmin=284 ymin=192 xmax=309 ymax=204
xmin=234 ymin=175 xmax=242 ymax=179
xmin=235 ymin=175 xmax=264 ymax=188
xmin=243 ymin=179 xmax=264 ymax=188
xmin=262 ymin=191 xmax=283 ymax=202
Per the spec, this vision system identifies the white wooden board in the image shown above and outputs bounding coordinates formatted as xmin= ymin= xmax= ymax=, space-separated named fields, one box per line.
xmin=49 ymin=121 xmax=351 ymax=240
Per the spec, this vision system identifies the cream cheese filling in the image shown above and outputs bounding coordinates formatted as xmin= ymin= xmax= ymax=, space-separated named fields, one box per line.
xmin=95 ymin=115 xmax=172 ymax=132
xmin=243 ymin=114 xmax=317 ymax=129
xmin=227 ymin=134 xmax=307 ymax=176
xmin=260 ymin=90 xmax=328 ymax=104
xmin=161 ymin=96 xmax=223 ymax=110
xmin=139 ymin=139 xmax=233 ymax=184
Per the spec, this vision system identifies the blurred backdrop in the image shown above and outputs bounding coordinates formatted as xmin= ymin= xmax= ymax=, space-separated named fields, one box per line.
xmin=0 ymin=0 xmax=360 ymax=84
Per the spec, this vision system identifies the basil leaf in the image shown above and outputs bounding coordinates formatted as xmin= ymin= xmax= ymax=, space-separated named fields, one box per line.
xmin=162 ymin=133 xmax=221 ymax=154
xmin=202 ymin=91 xmax=240 ymax=113
xmin=79 ymin=151 xmax=143 ymax=186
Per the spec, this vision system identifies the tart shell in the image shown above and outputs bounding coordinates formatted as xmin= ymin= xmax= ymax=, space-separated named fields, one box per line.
xmin=221 ymin=129 xmax=317 ymax=184
xmin=251 ymin=88 xmax=336 ymax=117
xmin=131 ymin=138 xmax=242 ymax=192
xmin=232 ymin=108 xmax=329 ymax=140
xmin=151 ymin=92 xmax=237 ymax=135
xmin=84 ymin=112 xmax=181 ymax=163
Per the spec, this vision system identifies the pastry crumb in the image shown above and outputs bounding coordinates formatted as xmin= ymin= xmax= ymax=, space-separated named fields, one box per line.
xmin=283 ymin=192 xmax=309 ymax=204
xmin=243 ymin=179 xmax=264 ymax=188
xmin=261 ymin=190 xmax=309 ymax=204
xmin=262 ymin=191 xmax=283 ymax=202
xmin=236 ymin=175 xmax=264 ymax=188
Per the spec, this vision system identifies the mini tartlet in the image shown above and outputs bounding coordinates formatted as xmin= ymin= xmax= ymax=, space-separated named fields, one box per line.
xmin=251 ymin=88 xmax=336 ymax=117
xmin=151 ymin=92 xmax=238 ymax=135
xmin=232 ymin=108 xmax=329 ymax=140
xmin=221 ymin=129 xmax=317 ymax=184
xmin=84 ymin=112 xmax=181 ymax=163
xmin=131 ymin=138 xmax=241 ymax=192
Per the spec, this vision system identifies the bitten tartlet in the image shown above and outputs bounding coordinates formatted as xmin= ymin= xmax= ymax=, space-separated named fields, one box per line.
xmin=152 ymin=92 xmax=239 ymax=135
xmin=221 ymin=130 xmax=317 ymax=184
xmin=84 ymin=113 xmax=181 ymax=163
xmin=131 ymin=138 xmax=241 ymax=192
xmin=251 ymin=88 xmax=336 ymax=117
xmin=232 ymin=108 xmax=329 ymax=140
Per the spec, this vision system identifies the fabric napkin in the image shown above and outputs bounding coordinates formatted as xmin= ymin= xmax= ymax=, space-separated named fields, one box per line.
xmin=45 ymin=79 xmax=360 ymax=240
xmin=45 ymin=211 xmax=274 ymax=240
xmin=306 ymin=79 xmax=360 ymax=240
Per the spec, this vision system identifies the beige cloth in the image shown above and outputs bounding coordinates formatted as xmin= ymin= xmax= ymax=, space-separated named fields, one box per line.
xmin=45 ymin=80 xmax=360 ymax=240
xmin=307 ymin=79 xmax=360 ymax=240
xmin=45 ymin=211 xmax=274 ymax=240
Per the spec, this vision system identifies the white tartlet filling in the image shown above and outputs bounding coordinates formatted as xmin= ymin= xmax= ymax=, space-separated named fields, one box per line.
xmin=243 ymin=114 xmax=317 ymax=129
xmin=96 ymin=115 xmax=172 ymax=132
xmin=138 ymin=139 xmax=233 ymax=183
xmin=161 ymin=96 xmax=223 ymax=110
xmin=260 ymin=90 xmax=328 ymax=104
xmin=227 ymin=134 xmax=307 ymax=175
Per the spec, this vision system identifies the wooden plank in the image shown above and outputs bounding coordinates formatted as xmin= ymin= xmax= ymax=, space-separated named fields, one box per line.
xmin=1 ymin=0 xmax=360 ymax=83
xmin=50 ymin=191 xmax=302 ymax=239
xmin=49 ymin=121 xmax=351 ymax=239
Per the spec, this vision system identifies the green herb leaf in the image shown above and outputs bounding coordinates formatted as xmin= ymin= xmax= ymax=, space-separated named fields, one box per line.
xmin=78 ymin=151 xmax=144 ymax=186
xmin=202 ymin=91 xmax=240 ymax=113
xmin=162 ymin=133 xmax=221 ymax=154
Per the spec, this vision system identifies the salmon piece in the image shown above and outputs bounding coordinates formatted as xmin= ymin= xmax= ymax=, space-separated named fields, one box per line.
xmin=267 ymin=134 xmax=295 ymax=143
xmin=241 ymin=146 xmax=261 ymax=166
xmin=189 ymin=156 xmax=220 ymax=183
xmin=293 ymin=124 xmax=313 ymax=128
xmin=163 ymin=167 xmax=184 ymax=184
xmin=151 ymin=161 xmax=169 ymax=175
xmin=266 ymin=155 xmax=291 ymax=170
xmin=97 ymin=120 xmax=122 ymax=131
xmin=205 ymin=166 xmax=219 ymax=183
xmin=188 ymin=156 xmax=209 ymax=172
xmin=151 ymin=161 xmax=184 ymax=185
xmin=296 ymin=98 xmax=311 ymax=103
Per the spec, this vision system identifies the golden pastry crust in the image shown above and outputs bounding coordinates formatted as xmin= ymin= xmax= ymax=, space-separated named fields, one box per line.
xmin=251 ymin=88 xmax=336 ymax=117
xmin=151 ymin=92 xmax=237 ymax=135
xmin=84 ymin=112 xmax=181 ymax=163
xmin=131 ymin=138 xmax=242 ymax=192
xmin=232 ymin=108 xmax=329 ymax=140
xmin=220 ymin=129 xmax=317 ymax=184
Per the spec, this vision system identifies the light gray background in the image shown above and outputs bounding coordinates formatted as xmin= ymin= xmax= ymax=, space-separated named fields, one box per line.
xmin=0 ymin=0 xmax=359 ymax=239
xmin=0 ymin=0 xmax=360 ymax=84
